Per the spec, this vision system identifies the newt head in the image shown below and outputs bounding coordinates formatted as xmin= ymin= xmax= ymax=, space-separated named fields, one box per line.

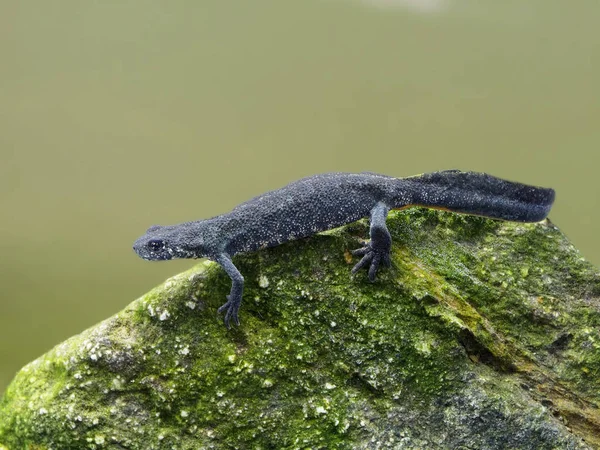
xmin=133 ymin=224 xmax=201 ymax=261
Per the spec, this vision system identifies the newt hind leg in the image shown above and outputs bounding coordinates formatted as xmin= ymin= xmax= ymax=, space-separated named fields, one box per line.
xmin=351 ymin=202 xmax=392 ymax=282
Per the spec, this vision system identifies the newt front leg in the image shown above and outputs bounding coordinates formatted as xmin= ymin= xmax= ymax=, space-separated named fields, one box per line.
xmin=215 ymin=254 xmax=245 ymax=328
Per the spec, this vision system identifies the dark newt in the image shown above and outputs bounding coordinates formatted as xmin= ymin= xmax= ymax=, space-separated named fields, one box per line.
xmin=133 ymin=170 xmax=555 ymax=327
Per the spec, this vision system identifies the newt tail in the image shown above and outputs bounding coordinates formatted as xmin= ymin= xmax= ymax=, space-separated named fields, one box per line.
xmin=402 ymin=170 xmax=555 ymax=222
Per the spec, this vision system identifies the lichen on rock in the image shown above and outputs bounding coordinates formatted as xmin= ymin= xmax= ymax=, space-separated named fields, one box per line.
xmin=1 ymin=209 xmax=599 ymax=449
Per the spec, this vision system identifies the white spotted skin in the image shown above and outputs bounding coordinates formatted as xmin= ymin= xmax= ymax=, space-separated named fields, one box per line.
xmin=133 ymin=170 xmax=554 ymax=327
xmin=134 ymin=171 xmax=553 ymax=261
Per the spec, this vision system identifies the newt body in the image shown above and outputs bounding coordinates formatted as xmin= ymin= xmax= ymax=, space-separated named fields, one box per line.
xmin=133 ymin=170 xmax=555 ymax=327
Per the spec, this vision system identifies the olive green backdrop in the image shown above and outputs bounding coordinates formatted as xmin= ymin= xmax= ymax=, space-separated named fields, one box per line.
xmin=1 ymin=1 xmax=598 ymax=392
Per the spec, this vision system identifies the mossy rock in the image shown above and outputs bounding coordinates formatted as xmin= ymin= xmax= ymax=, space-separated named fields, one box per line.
xmin=1 ymin=209 xmax=599 ymax=449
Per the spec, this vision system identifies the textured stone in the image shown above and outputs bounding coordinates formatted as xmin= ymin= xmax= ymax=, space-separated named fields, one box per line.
xmin=1 ymin=209 xmax=599 ymax=449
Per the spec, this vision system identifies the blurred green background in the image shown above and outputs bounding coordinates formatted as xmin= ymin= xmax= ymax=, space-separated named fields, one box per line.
xmin=1 ymin=0 xmax=599 ymax=392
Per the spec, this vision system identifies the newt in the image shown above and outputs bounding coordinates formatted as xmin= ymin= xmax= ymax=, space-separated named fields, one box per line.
xmin=133 ymin=170 xmax=555 ymax=327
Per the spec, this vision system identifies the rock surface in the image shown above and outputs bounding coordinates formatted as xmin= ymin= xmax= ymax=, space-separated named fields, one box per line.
xmin=1 ymin=209 xmax=599 ymax=449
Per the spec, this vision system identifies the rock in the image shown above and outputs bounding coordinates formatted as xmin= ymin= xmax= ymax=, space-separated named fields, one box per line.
xmin=1 ymin=209 xmax=599 ymax=449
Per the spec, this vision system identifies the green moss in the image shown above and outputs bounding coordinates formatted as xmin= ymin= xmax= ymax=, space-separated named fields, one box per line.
xmin=1 ymin=210 xmax=599 ymax=449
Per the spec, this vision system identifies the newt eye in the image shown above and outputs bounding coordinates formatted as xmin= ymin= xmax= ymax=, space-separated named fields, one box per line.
xmin=148 ymin=240 xmax=164 ymax=251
